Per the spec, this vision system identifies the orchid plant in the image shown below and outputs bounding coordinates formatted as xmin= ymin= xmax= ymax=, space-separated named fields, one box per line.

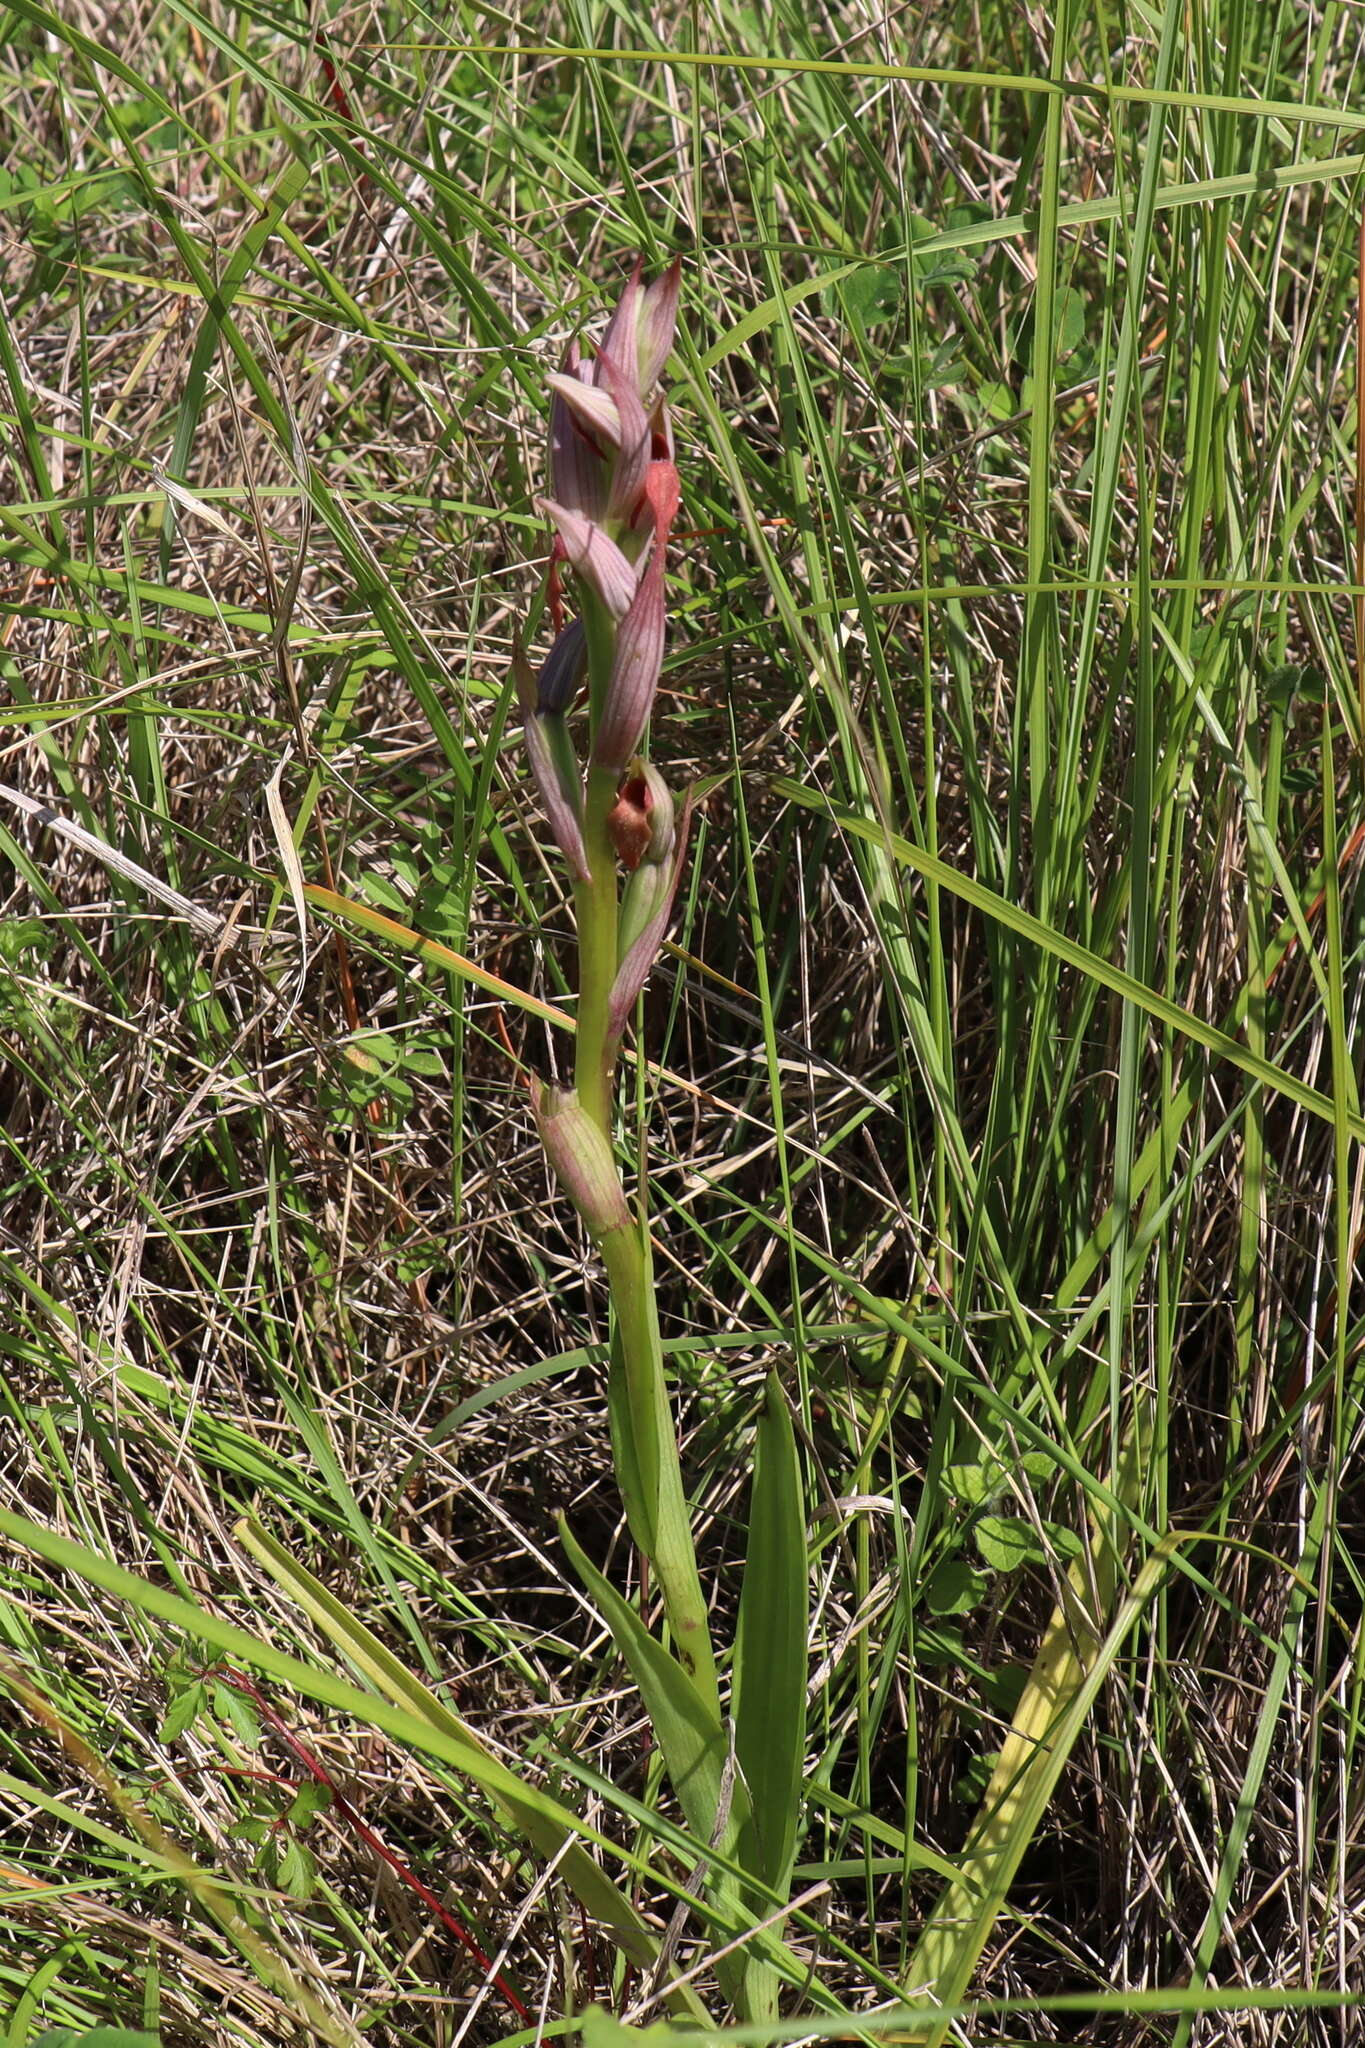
xmin=513 ymin=265 xmax=807 ymax=2020
xmin=514 ymin=259 xmax=716 ymax=1701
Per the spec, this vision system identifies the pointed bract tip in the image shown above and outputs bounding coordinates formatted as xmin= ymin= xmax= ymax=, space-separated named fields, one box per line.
xmin=596 ymin=263 xmax=644 ymax=392
xmin=637 ymin=258 xmax=681 ymax=394
xmin=589 ymin=537 xmax=666 ymax=773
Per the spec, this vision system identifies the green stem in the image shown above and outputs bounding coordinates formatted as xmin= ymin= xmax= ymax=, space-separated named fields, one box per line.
xmin=573 ymin=763 xmax=621 ymax=1138
xmin=569 ymin=588 xmax=718 ymax=1714
xmin=601 ymin=1216 xmax=720 ymax=1719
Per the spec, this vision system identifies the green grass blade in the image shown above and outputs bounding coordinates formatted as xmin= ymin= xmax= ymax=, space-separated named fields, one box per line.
xmin=776 ymin=780 xmax=1365 ymax=1142
xmin=233 ymin=1517 xmax=692 ymax=1996
xmin=0 ymin=1504 xmax=699 ymax=2003
xmin=902 ymin=1529 xmax=1189 ymax=2043
xmin=732 ymin=1376 xmax=807 ymax=2022
xmin=733 ymin=1376 xmax=806 ymax=1904
xmin=559 ymin=1516 xmax=733 ymax=1852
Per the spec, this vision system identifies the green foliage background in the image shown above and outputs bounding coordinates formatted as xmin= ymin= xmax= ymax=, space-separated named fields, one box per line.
xmin=0 ymin=1 xmax=1362 ymax=2043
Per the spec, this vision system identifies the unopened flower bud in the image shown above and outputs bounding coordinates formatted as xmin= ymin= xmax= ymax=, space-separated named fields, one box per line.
xmin=596 ymin=256 xmax=680 ymax=401
xmin=532 ymin=1082 xmax=631 ymax=1242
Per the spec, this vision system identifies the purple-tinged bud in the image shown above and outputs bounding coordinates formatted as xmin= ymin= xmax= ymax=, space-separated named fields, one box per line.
xmin=636 ymin=258 xmax=681 ymax=395
xmin=596 ymin=259 xmax=644 ymax=393
xmin=590 ymin=534 xmax=665 ymax=774
xmin=532 ymin=1081 xmax=631 ymax=1241
xmin=536 ymin=617 xmax=587 ymax=714
xmin=549 ymin=344 xmax=608 ymax=521
xmin=546 ymin=373 xmax=622 ymax=449
xmin=514 ymin=637 xmax=590 ymax=882
xmin=537 ymin=500 xmax=637 ymax=617
xmin=607 ymin=791 xmax=693 ymax=1040
xmin=591 ymin=349 xmax=652 ymax=526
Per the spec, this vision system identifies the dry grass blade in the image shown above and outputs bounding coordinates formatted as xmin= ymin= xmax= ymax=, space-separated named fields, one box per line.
xmin=0 ymin=779 xmax=229 ymax=940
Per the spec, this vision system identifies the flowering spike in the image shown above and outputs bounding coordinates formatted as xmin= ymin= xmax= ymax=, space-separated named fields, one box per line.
xmin=531 ymin=1082 xmax=631 ymax=1241
xmin=590 ymin=535 xmax=666 ymax=774
xmin=636 ymin=258 xmax=681 ymax=395
xmin=607 ymin=791 xmax=693 ymax=1039
xmin=537 ymin=500 xmax=637 ymax=617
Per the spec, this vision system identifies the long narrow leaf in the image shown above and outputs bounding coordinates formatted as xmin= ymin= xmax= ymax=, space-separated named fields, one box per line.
xmin=776 ymin=781 xmax=1365 ymax=1143
xmin=733 ymin=1376 xmax=806 ymax=1900
xmin=732 ymin=1377 xmax=807 ymax=2022
xmin=559 ymin=1517 xmax=733 ymax=1852
xmin=560 ymin=1518 xmax=755 ymax=2011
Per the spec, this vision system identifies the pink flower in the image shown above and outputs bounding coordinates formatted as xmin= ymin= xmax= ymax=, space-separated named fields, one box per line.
xmin=608 ymin=786 xmax=693 ymax=1041
xmin=544 ymin=259 xmax=680 ymax=544
xmin=607 ymin=761 xmax=674 ymax=873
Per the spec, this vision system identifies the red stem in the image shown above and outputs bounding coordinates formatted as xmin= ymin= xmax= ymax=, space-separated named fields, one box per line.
xmin=212 ymin=1669 xmax=530 ymax=2021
